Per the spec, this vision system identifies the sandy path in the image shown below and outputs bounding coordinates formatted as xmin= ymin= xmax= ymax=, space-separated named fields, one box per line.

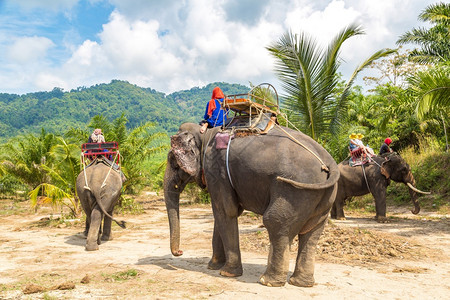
xmin=0 ymin=197 xmax=449 ymax=299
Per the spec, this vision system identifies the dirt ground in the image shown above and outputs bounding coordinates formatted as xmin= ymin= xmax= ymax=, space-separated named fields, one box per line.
xmin=0 ymin=192 xmax=449 ymax=299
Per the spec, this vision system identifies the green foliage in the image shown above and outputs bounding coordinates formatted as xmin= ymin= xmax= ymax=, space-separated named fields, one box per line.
xmin=182 ymin=183 xmax=211 ymax=204
xmin=0 ymin=80 xmax=250 ymax=141
xmin=0 ymin=129 xmax=57 ymax=188
xmin=104 ymin=269 xmax=140 ymax=282
xmin=407 ymin=63 xmax=450 ymax=119
xmin=396 ymin=2 xmax=450 ymax=64
xmin=344 ymin=195 xmax=376 ymax=213
xmin=116 ymin=196 xmax=144 ymax=214
xmin=267 ymin=23 xmax=393 ymax=141
xmin=387 ymin=140 xmax=449 ymax=211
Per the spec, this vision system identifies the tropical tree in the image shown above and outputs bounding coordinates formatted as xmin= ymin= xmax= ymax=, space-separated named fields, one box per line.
xmin=28 ymin=136 xmax=83 ymax=216
xmin=120 ymin=122 xmax=168 ymax=193
xmin=0 ymin=129 xmax=56 ymax=189
xmin=397 ymin=2 xmax=450 ymax=64
xmin=407 ymin=63 xmax=450 ymax=151
xmin=267 ymin=23 xmax=394 ymax=141
xmin=65 ymin=114 xmax=169 ymax=194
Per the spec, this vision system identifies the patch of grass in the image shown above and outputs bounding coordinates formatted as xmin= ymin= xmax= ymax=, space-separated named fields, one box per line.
xmin=0 ymin=198 xmax=29 ymax=216
xmin=182 ymin=183 xmax=211 ymax=204
xmin=43 ymin=293 xmax=58 ymax=300
xmin=345 ymin=195 xmax=375 ymax=213
xmin=395 ymin=145 xmax=450 ymax=211
xmin=103 ymin=269 xmax=141 ymax=282
xmin=117 ymin=196 xmax=144 ymax=214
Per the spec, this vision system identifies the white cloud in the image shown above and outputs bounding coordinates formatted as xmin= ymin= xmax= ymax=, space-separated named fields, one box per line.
xmin=7 ymin=36 xmax=54 ymax=64
xmin=286 ymin=0 xmax=361 ymax=47
xmin=0 ymin=0 xmax=439 ymax=94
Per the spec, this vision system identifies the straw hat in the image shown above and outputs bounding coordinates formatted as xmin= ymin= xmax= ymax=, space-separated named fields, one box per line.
xmin=356 ymin=133 xmax=364 ymax=139
xmin=349 ymin=133 xmax=357 ymax=139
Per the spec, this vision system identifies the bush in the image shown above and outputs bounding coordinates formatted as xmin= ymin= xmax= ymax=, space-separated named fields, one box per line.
xmin=387 ymin=139 xmax=449 ymax=210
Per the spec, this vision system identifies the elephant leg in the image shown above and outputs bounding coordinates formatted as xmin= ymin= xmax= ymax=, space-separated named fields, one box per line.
xmin=258 ymin=199 xmax=293 ymax=287
xmin=330 ymin=201 xmax=337 ymax=219
xmin=86 ymin=207 xmax=102 ymax=251
xmin=373 ymin=189 xmax=387 ymax=223
xmin=101 ymin=210 xmax=113 ymax=241
xmin=208 ymin=220 xmax=226 ymax=270
xmin=83 ymin=214 xmax=90 ymax=237
xmin=288 ymin=219 xmax=326 ymax=287
xmin=331 ymin=195 xmax=346 ymax=220
xmin=210 ymin=190 xmax=242 ymax=277
xmin=259 ymin=233 xmax=290 ymax=287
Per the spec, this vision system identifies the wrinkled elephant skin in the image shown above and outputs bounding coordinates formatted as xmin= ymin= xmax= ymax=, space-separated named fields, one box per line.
xmin=164 ymin=123 xmax=340 ymax=287
xmin=331 ymin=153 xmax=425 ymax=222
xmin=76 ymin=159 xmax=125 ymax=251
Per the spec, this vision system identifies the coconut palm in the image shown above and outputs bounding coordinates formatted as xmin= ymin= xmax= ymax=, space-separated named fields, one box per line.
xmin=267 ymin=23 xmax=394 ymax=140
xmin=0 ymin=129 xmax=56 ymax=189
xmin=407 ymin=63 xmax=450 ymax=151
xmin=397 ymin=2 xmax=450 ymax=64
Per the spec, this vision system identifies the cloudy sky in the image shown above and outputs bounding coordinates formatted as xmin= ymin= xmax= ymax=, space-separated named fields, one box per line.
xmin=0 ymin=0 xmax=435 ymax=95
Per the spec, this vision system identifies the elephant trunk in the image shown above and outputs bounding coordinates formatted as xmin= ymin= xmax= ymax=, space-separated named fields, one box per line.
xmin=163 ymin=155 xmax=185 ymax=257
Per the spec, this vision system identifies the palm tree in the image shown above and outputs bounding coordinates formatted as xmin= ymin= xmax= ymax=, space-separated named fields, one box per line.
xmin=407 ymin=63 xmax=450 ymax=151
xmin=120 ymin=122 xmax=168 ymax=193
xmin=66 ymin=114 xmax=169 ymax=194
xmin=397 ymin=2 xmax=450 ymax=64
xmin=267 ymin=23 xmax=394 ymax=140
xmin=0 ymin=129 xmax=56 ymax=188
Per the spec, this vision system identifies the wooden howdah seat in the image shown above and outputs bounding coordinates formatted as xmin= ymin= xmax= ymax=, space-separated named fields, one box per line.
xmin=81 ymin=142 xmax=120 ymax=166
xmin=222 ymin=83 xmax=280 ymax=131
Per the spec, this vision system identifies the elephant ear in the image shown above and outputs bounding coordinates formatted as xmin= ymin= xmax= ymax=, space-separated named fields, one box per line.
xmin=170 ymin=131 xmax=201 ymax=176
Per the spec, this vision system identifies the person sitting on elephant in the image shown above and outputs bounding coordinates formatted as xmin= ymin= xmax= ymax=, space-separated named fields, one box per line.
xmin=88 ymin=128 xmax=105 ymax=143
xmin=86 ymin=128 xmax=107 ymax=160
xmin=379 ymin=137 xmax=393 ymax=155
xmin=349 ymin=133 xmax=364 ymax=152
xmin=200 ymin=87 xmax=228 ymax=134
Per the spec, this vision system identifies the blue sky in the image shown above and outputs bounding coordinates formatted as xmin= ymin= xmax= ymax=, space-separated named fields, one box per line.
xmin=0 ymin=0 xmax=436 ymax=95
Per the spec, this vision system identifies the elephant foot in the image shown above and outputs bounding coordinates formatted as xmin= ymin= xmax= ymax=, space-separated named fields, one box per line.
xmin=376 ymin=216 xmax=388 ymax=223
xmin=259 ymin=274 xmax=286 ymax=287
xmin=219 ymin=264 xmax=243 ymax=277
xmin=83 ymin=230 xmax=88 ymax=237
xmin=208 ymin=258 xmax=226 ymax=270
xmin=101 ymin=235 xmax=112 ymax=241
xmin=85 ymin=243 xmax=99 ymax=251
xmin=288 ymin=275 xmax=315 ymax=287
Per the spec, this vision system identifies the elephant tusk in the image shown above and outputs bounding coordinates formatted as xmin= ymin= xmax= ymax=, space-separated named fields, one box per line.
xmin=406 ymin=182 xmax=431 ymax=194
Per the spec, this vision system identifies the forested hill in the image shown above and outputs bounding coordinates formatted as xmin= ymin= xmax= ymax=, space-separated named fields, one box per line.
xmin=0 ymin=80 xmax=249 ymax=140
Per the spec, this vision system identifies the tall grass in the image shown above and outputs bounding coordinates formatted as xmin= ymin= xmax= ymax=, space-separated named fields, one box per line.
xmin=392 ymin=136 xmax=450 ymax=212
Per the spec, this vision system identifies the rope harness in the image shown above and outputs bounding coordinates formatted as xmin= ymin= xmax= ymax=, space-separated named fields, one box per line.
xmin=81 ymin=150 xmax=121 ymax=191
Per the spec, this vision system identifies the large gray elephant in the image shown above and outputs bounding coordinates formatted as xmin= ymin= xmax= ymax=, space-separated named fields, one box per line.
xmin=76 ymin=157 xmax=125 ymax=251
xmin=330 ymin=153 xmax=430 ymax=222
xmin=164 ymin=122 xmax=340 ymax=287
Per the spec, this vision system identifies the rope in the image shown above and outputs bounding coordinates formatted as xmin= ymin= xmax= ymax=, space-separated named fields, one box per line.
xmin=81 ymin=153 xmax=91 ymax=191
xmin=361 ymin=164 xmax=372 ymax=194
xmin=101 ymin=150 xmax=120 ymax=189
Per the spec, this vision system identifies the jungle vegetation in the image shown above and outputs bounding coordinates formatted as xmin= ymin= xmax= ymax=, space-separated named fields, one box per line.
xmin=0 ymin=3 xmax=448 ymax=215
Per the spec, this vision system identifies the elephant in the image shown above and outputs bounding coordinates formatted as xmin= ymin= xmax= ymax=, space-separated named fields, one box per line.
xmin=164 ymin=122 xmax=340 ymax=287
xmin=330 ymin=152 xmax=430 ymax=222
xmin=76 ymin=157 xmax=126 ymax=251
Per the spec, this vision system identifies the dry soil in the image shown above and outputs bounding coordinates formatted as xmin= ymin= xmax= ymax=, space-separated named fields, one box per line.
xmin=0 ymin=193 xmax=449 ymax=299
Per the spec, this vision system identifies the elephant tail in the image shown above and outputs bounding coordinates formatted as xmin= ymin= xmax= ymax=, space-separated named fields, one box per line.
xmin=89 ymin=188 xmax=126 ymax=229
xmin=277 ymin=165 xmax=339 ymax=190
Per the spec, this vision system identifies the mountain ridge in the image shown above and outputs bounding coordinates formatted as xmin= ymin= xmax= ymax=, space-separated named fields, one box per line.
xmin=0 ymin=80 xmax=250 ymax=140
